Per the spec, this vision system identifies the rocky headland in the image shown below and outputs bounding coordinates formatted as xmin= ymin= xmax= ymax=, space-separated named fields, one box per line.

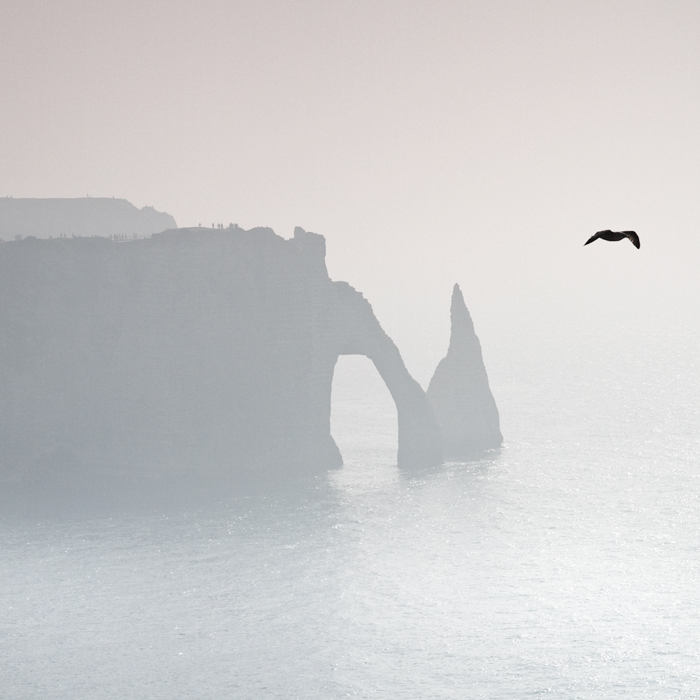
xmin=0 ymin=197 xmax=176 ymax=240
xmin=0 ymin=214 xmax=501 ymax=506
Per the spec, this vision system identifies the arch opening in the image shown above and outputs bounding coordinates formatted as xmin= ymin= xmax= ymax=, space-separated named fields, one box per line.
xmin=330 ymin=355 xmax=398 ymax=466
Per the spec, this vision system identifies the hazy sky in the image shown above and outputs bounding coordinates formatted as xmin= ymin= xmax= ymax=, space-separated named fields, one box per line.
xmin=3 ymin=0 xmax=700 ymax=378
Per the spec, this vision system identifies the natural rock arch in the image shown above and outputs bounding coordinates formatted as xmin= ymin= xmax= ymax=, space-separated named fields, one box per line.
xmin=328 ymin=281 xmax=442 ymax=469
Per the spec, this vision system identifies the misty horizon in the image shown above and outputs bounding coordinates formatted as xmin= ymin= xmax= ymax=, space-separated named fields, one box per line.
xmin=3 ymin=0 xmax=700 ymax=378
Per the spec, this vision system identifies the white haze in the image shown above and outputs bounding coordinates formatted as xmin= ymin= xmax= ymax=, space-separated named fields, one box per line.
xmin=3 ymin=3 xmax=700 ymax=697
xmin=2 ymin=0 xmax=700 ymax=381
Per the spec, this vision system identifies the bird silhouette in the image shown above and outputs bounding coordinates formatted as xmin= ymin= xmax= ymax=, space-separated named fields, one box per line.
xmin=584 ymin=230 xmax=640 ymax=249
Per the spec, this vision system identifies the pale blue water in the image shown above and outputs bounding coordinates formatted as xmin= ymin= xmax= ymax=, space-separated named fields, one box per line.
xmin=2 ymin=314 xmax=700 ymax=699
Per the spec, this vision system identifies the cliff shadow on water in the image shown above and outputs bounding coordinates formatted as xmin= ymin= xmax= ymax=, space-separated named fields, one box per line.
xmin=0 ymin=220 xmax=501 ymax=514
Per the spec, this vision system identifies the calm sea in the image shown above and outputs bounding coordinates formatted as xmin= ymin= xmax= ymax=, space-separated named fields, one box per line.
xmin=2 ymin=309 xmax=700 ymax=699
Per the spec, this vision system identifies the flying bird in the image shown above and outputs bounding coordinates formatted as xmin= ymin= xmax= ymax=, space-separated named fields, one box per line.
xmin=584 ymin=230 xmax=640 ymax=249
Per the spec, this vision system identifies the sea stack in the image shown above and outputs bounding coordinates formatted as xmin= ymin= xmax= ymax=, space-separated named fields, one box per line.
xmin=427 ymin=284 xmax=502 ymax=458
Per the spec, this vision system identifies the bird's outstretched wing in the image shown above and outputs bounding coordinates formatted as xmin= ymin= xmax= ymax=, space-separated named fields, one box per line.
xmin=623 ymin=231 xmax=640 ymax=249
xmin=583 ymin=233 xmax=600 ymax=246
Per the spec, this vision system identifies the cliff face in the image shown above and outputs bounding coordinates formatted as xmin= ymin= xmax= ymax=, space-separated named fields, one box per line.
xmin=427 ymin=284 xmax=502 ymax=458
xmin=0 ymin=226 xmax=441 ymax=498
xmin=0 ymin=197 xmax=176 ymax=240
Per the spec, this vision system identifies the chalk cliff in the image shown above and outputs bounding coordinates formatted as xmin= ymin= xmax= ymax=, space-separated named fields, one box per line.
xmin=0 ymin=226 xmax=442 ymax=500
xmin=0 ymin=197 xmax=176 ymax=240
xmin=427 ymin=284 xmax=502 ymax=457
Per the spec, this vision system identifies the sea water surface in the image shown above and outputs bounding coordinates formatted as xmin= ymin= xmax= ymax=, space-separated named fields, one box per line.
xmin=2 ymin=313 xmax=700 ymax=699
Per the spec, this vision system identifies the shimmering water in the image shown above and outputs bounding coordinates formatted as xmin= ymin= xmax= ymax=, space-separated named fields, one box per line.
xmin=2 ymin=315 xmax=700 ymax=699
